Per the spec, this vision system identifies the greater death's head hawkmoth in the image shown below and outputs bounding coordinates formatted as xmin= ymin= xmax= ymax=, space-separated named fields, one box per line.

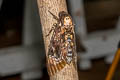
xmin=46 ymin=11 xmax=76 ymax=76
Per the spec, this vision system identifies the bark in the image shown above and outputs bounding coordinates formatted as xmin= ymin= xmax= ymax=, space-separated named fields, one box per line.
xmin=37 ymin=0 xmax=79 ymax=80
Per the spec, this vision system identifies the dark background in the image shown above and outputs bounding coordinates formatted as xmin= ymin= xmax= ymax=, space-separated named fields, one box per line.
xmin=0 ymin=0 xmax=24 ymax=48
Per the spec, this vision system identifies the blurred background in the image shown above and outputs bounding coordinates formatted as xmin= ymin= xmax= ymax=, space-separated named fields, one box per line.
xmin=0 ymin=0 xmax=120 ymax=80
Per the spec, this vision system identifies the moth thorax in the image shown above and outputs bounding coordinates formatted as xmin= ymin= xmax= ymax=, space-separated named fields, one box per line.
xmin=64 ymin=16 xmax=72 ymax=26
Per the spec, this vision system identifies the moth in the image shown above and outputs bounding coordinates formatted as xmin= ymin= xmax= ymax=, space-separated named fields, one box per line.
xmin=46 ymin=11 xmax=76 ymax=76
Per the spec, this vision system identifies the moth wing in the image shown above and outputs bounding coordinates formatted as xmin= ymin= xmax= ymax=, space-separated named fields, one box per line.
xmin=47 ymin=33 xmax=67 ymax=76
xmin=47 ymin=56 xmax=66 ymax=76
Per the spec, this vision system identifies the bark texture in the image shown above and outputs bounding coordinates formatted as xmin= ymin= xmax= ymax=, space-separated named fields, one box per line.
xmin=37 ymin=0 xmax=79 ymax=80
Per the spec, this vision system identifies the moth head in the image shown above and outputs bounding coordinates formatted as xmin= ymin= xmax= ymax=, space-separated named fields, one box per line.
xmin=59 ymin=11 xmax=73 ymax=26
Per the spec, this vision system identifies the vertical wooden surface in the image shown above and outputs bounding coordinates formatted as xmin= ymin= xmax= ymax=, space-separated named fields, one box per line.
xmin=37 ymin=0 xmax=79 ymax=80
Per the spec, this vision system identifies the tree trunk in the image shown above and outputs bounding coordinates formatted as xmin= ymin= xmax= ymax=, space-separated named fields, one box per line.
xmin=37 ymin=0 xmax=79 ymax=80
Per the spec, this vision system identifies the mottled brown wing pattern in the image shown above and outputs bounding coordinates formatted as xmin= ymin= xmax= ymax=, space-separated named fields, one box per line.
xmin=47 ymin=25 xmax=67 ymax=76
xmin=47 ymin=11 xmax=76 ymax=76
xmin=47 ymin=55 xmax=66 ymax=76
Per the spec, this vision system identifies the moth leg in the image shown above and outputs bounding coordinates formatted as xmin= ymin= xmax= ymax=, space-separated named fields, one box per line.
xmin=46 ymin=23 xmax=57 ymax=37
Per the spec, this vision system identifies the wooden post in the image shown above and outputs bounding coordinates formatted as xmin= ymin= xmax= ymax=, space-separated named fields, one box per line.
xmin=37 ymin=0 xmax=79 ymax=80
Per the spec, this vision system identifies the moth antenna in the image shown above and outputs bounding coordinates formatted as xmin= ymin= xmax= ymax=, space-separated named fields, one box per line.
xmin=48 ymin=10 xmax=59 ymax=21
